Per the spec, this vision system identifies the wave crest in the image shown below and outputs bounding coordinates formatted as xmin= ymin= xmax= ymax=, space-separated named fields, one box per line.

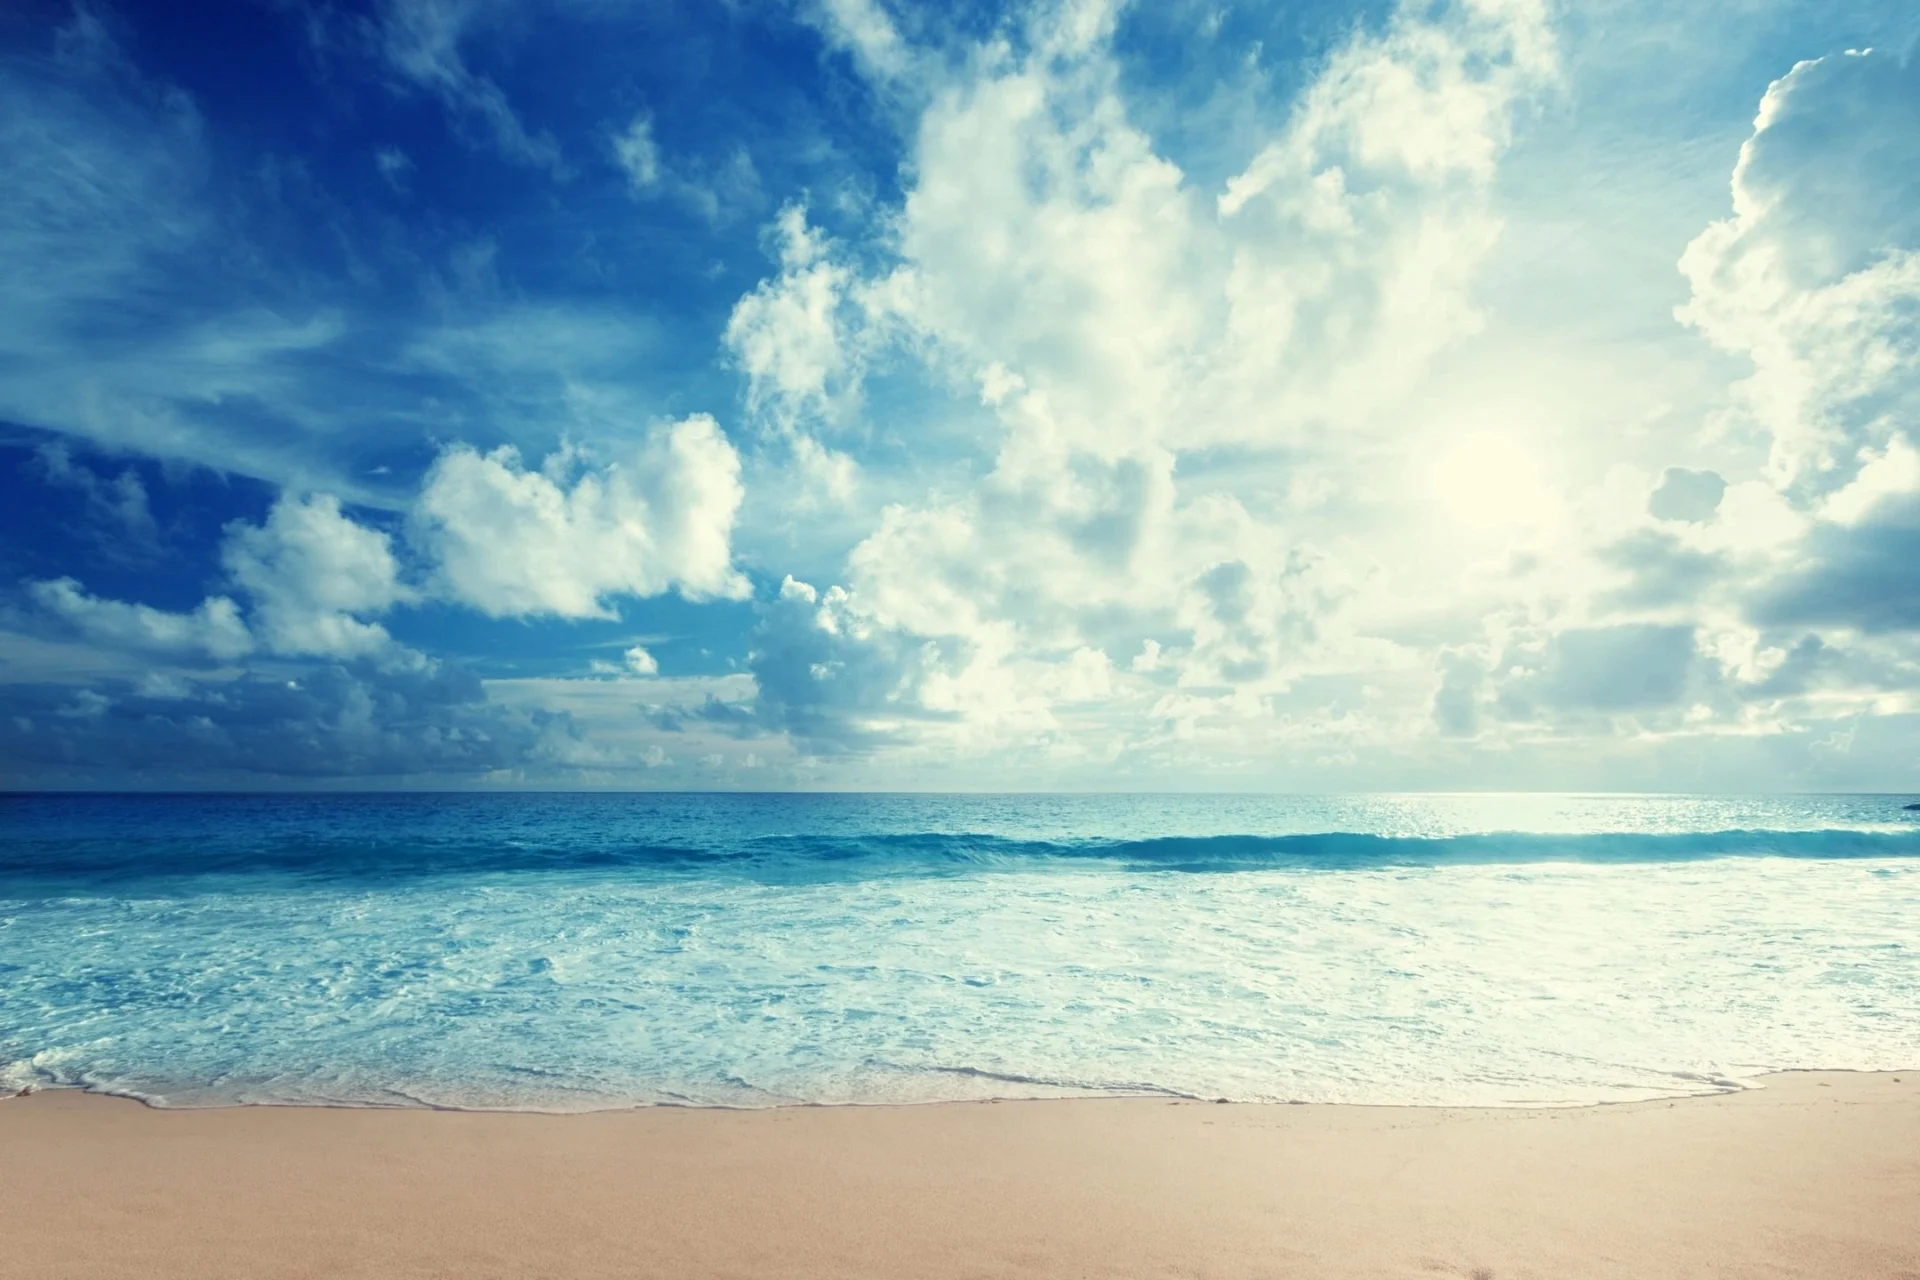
xmin=4 ymin=826 xmax=1918 ymax=885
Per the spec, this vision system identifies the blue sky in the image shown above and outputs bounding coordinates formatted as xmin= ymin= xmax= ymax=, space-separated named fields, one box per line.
xmin=3 ymin=0 xmax=1919 ymax=789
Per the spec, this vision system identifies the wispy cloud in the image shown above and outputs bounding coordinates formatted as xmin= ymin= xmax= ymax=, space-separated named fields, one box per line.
xmin=372 ymin=0 xmax=566 ymax=175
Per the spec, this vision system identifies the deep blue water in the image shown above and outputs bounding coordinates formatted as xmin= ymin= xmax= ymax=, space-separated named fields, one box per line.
xmin=3 ymin=792 xmax=1918 ymax=1109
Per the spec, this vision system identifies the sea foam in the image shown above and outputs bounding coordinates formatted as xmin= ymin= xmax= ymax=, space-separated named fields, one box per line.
xmin=2 ymin=792 xmax=1916 ymax=1110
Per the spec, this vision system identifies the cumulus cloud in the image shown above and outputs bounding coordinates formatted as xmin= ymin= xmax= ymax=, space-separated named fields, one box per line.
xmin=222 ymin=493 xmax=412 ymax=661
xmin=1679 ymin=49 xmax=1920 ymax=500
xmin=8 ymin=480 xmax=598 ymax=784
xmin=1653 ymin=44 xmax=1920 ymax=700
xmin=29 ymin=577 xmax=253 ymax=662
xmin=729 ymin=0 xmax=1550 ymax=760
xmin=20 ymin=487 xmax=412 ymax=669
xmin=865 ymin=0 xmax=1556 ymax=462
xmin=747 ymin=575 xmax=956 ymax=751
xmin=725 ymin=205 xmax=863 ymax=423
xmin=16 ymin=0 xmax=1920 ymax=789
xmin=722 ymin=205 xmax=867 ymax=502
xmin=411 ymin=415 xmax=749 ymax=619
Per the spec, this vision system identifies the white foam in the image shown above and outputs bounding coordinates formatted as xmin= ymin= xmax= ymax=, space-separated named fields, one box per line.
xmin=3 ymin=854 xmax=1918 ymax=1109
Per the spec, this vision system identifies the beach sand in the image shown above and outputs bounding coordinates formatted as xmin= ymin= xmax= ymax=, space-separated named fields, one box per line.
xmin=2 ymin=1072 xmax=1915 ymax=1279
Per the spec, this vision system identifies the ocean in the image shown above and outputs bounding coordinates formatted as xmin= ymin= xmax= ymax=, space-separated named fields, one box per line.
xmin=2 ymin=792 xmax=1917 ymax=1111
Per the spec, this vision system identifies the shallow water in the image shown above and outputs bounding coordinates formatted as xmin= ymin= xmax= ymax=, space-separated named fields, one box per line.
xmin=3 ymin=792 xmax=1917 ymax=1109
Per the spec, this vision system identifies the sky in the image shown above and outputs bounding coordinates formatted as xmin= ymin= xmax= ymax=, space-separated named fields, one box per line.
xmin=2 ymin=0 xmax=1919 ymax=790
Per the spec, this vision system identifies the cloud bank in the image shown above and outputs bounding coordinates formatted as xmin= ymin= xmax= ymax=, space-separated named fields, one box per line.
xmin=4 ymin=0 xmax=1920 ymax=787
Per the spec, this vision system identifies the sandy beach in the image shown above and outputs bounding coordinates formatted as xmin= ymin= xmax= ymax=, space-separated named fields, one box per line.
xmin=1 ymin=1072 xmax=1914 ymax=1279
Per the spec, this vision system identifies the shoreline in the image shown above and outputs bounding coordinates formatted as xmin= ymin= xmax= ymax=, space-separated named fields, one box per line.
xmin=6 ymin=1070 xmax=1915 ymax=1278
xmin=6 ymin=1064 xmax=1910 ymax=1115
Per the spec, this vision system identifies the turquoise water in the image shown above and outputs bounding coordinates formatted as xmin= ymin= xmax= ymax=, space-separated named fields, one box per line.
xmin=2 ymin=793 xmax=1917 ymax=1109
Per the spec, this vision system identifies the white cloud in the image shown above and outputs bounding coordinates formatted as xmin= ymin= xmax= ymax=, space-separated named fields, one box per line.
xmin=36 ymin=443 xmax=158 ymax=544
xmin=803 ymin=0 xmax=915 ymax=84
xmin=866 ymin=0 xmax=1556 ymax=464
xmin=16 ymin=484 xmax=427 ymax=684
xmin=611 ymin=114 xmax=662 ymax=191
xmin=712 ymin=0 xmax=1920 ymax=787
xmin=222 ymin=493 xmax=411 ymax=660
xmin=29 ymin=577 xmax=253 ymax=662
xmin=748 ymin=574 xmax=964 ymax=750
xmin=725 ymin=205 xmax=858 ymax=421
xmin=737 ymin=0 xmax=1554 ymax=761
xmin=411 ymin=414 xmax=749 ymax=619
xmin=1649 ymin=43 xmax=1920 ymax=705
xmin=608 ymin=113 xmax=763 ymax=222
xmin=723 ymin=205 xmax=871 ymax=507
xmin=375 ymin=0 xmax=564 ymax=174
xmin=15 ymin=0 xmax=1920 ymax=789
xmin=1679 ymin=49 xmax=1920 ymax=501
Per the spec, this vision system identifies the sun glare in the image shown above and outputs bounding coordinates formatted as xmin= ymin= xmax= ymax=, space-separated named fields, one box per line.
xmin=1429 ymin=429 xmax=1558 ymax=529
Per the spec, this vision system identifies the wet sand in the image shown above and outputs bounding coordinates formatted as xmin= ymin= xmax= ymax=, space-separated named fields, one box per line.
xmin=3 ymin=1071 xmax=1916 ymax=1279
